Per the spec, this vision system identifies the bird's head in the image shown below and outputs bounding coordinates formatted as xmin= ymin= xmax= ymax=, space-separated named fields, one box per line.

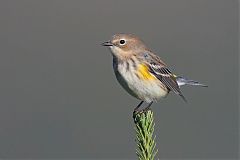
xmin=102 ymin=34 xmax=147 ymax=59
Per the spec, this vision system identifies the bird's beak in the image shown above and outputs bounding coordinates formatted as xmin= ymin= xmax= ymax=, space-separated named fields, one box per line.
xmin=101 ymin=41 xmax=113 ymax=46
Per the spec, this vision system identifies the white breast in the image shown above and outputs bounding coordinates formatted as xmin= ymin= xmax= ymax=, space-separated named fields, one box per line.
xmin=114 ymin=60 xmax=168 ymax=103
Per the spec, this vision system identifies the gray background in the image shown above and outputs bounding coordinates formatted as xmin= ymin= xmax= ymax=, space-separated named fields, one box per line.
xmin=0 ymin=0 xmax=238 ymax=159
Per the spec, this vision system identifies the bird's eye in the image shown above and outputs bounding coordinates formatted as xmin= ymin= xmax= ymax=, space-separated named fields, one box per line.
xmin=119 ymin=39 xmax=126 ymax=45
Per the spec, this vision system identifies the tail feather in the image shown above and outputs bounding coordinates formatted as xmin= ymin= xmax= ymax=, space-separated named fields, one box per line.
xmin=176 ymin=76 xmax=208 ymax=87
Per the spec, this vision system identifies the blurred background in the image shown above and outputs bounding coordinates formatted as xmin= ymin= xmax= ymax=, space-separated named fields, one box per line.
xmin=0 ymin=0 xmax=238 ymax=159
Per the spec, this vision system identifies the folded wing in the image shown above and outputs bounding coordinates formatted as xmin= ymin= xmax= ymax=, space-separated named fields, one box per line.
xmin=148 ymin=62 xmax=187 ymax=102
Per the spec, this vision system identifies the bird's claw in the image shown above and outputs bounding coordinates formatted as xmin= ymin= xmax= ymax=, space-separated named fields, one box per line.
xmin=132 ymin=107 xmax=151 ymax=123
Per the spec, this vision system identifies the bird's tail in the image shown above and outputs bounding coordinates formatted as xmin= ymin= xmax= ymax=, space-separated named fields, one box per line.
xmin=176 ymin=76 xmax=208 ymax=87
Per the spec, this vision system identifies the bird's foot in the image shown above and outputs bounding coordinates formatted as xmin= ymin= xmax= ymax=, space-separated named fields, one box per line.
xmin=132 ymin=107 xmax=151 ymax=123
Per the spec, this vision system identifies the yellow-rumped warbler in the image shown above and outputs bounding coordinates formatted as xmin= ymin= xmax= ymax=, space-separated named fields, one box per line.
xmin=102 ymin=34 xmax=207 ymax=112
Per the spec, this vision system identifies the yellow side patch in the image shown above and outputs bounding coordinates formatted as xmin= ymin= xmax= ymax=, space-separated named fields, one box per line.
xmin=173 ymin=74 xmax=177 ymax=78
xmin=137 ymin=64 xmax=157 ymax=80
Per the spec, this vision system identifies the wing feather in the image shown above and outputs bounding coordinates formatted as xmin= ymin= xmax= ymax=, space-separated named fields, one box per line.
xmin=148 ymin=62 xmax=187 ymax=102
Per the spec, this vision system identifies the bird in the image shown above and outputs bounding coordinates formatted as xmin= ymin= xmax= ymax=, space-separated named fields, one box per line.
xmin=102 ymin=34 xmax=207 ymax=112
